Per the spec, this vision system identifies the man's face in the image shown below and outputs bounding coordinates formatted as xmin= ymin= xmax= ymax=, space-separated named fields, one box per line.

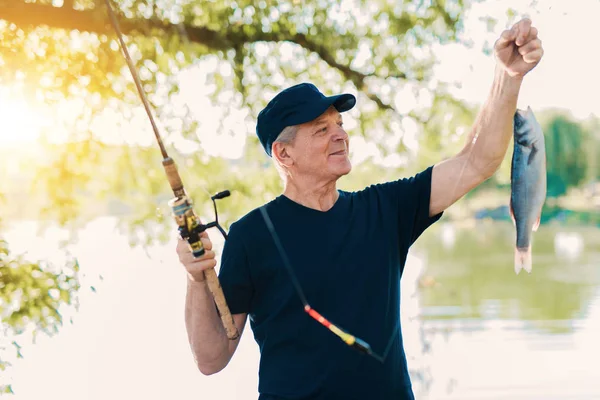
xmin=286 ymin=106 xmax=352 ymax=182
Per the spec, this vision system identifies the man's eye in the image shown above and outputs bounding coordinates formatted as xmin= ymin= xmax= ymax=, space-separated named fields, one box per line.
xmin=337 ymin=121 xmax=343 ymax=127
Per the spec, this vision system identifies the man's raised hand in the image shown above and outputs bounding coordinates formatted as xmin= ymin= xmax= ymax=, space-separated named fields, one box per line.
xmin=495 ymin=17 xmax=544 ymax=78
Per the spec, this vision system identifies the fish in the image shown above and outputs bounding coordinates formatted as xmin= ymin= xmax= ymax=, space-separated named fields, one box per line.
xmin=509 ymin=106 xmax=547 ymax=274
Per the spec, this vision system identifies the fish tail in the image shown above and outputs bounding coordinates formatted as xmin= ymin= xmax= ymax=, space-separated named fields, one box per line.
xmin=514 ymin=247 xmax=532 ymax=274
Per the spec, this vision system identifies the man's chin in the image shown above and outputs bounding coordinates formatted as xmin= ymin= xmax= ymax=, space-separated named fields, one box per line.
xmin=334 ymin=162 xmax=352 ymax=178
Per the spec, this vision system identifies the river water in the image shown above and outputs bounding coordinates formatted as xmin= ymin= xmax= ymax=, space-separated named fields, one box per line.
xmin=4 ymin=217 xmax=600 ymax=399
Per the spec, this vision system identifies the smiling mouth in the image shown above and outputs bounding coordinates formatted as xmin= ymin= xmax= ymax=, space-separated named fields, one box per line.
xmin=330 ymin=150 xmax=346 ymax=156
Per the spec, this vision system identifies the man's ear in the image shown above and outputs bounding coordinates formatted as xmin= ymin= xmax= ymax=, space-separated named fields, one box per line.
xmin=272 ymin=142 xmax=293 ymax=168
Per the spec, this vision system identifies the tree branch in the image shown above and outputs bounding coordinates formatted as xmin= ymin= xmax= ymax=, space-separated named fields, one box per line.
xmin=282 ymin=33 xmax=405 ymax=111
xmin=0 ymin=1 xmax=231 ymax=49
xmin=1 ymin=1 xmax=406 ymax=113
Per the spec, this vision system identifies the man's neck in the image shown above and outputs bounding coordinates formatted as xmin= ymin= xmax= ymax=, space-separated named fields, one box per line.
xmin=283 ymin=179 xmax=339 ymax=212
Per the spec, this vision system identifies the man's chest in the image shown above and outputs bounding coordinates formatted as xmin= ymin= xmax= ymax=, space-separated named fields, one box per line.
xmin=247 ymin=211 xmax=403 ymax=322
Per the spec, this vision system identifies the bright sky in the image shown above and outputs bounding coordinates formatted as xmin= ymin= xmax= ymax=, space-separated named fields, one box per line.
xmin=435 ymin=0 xmax=599 ymax=119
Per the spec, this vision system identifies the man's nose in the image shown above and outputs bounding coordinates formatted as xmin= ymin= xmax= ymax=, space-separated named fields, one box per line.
xmin=331 ymin=126 xmax=348 ymax=141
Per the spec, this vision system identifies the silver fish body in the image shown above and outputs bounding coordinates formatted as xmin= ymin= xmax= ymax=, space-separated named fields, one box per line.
xmin=510 ymin=106 xmax=547 ymax=274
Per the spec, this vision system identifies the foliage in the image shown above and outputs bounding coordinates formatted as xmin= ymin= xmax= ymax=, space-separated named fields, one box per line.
xmin=416 ymin=96 xmax=479 ymax=171
xmin=541 ymin=112 xmax=590 ymax=198
xmin=0 ymin=226 xmax=80 ymax=393
xmin=582 ymin=115 xmax=600 ymax=182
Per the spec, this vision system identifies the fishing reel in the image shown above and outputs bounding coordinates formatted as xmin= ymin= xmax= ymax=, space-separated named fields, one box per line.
xmin=169 ymin=190 xmax=230 ymax=258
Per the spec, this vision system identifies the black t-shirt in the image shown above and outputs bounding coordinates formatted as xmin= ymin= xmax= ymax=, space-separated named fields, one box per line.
xmin=218 ymin=166 xmax=443 ymax=400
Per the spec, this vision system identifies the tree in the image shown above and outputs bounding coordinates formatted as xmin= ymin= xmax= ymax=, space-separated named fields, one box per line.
xmin=0 ymin=0 xmax=482 ymax=393
xmin=0 ymin=219 xmax=80 ymax=394
xmin=542 ymin=113 xmax=590 ymax=198
xmin=582 ymin=115 xmax=600 ymax=183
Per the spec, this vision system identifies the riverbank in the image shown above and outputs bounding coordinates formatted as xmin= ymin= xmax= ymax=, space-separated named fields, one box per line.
xmin=441 ymin=187 xmax=600 ymax=227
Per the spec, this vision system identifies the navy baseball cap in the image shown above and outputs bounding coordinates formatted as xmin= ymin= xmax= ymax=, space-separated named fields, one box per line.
xmin=256 ymin=83 xmax=356 ymax=156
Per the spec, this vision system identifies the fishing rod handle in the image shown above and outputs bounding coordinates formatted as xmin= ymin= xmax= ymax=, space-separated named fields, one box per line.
xmin=171 ymin=197 xmax=240 ymax=340
xmin=204 ymin=268 xmax=240 ymax=340
xmin=163 ymin=158 xmax=186 ymax=198
xmin=164 ymin=159 xmax=240 ymax=341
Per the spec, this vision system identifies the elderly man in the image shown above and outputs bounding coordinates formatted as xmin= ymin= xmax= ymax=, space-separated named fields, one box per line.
xmin=177 ymin=17 xmax=543 ymax=400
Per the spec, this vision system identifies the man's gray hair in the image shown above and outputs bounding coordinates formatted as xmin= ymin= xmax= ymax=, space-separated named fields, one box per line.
xmin=274 ymin=125 xmax=299 ymax=146
xmin=272 ymin=125 xmax=299 ymax=181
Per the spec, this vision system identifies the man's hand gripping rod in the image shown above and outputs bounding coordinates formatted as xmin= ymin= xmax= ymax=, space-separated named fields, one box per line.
xmin=104 ymin=0 xmax=240 ymax=340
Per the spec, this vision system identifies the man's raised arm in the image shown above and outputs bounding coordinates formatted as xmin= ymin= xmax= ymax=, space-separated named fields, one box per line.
xmin=429 ymin=17 xmax=544 ymax=217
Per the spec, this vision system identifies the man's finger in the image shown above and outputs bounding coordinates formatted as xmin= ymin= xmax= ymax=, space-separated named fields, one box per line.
xmin=527 ymin=26 xmax=538 ymax=41
xmin=517 ymin=26 xmax=539 ymax=49
xmin=179 ymin=249 xmax=216 ymax=267
xmin=176 ymin=237 xmax=189 ymax=252
xmin=188 ymin=258 xmax=217 ymax=274
xmin=518 ymin=38 xmax=542 ymax=56
xmin=191 ymin=249 xmax=216 ymax=262
xmin=522 ymin=48 xmax=543 ymax=64
xmin=200 ymin=237 xmax=213 ymax=251
xmin=515 ymin=18 xmax=532 ymax=46
xmin=495 ymin=28 xmax=517 ymax=50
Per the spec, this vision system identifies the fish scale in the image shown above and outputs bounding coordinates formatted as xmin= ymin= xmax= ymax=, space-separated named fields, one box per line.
xmin=509 ymin=106 xmax=548 ymax=274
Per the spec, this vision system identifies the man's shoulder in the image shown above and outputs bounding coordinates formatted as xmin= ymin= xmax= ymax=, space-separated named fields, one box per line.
xmin=348 ymin=165 xmax=434 ymax=198
xmin=222 ymin=196 xmax=287 ymax=263
xmin=228 ymin=195 xmax=282 ymax=235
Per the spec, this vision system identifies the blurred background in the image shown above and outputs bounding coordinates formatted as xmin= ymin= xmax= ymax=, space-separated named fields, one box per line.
xmin=0 ymin=0 xmax=598 ymax=398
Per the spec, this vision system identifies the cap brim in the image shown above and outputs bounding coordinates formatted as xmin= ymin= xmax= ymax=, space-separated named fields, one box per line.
xmin=291 ymin=93 xmax=356 ymax=126
xmin=329 ymin=93 xmax=356 ymax=112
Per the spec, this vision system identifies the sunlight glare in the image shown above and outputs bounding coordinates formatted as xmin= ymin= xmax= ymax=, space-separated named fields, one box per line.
xmin=0 ymin=89 xmax=47 ymax=148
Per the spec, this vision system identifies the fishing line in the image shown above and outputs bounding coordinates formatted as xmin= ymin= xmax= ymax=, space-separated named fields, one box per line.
xmin=259 ymin=207 xmax=401 ymax=363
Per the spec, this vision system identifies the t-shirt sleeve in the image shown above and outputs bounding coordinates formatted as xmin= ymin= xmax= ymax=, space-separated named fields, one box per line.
xmin=372 ymin=165 xmax=443 ymax=248
xmin=406 ymin=165 xmax=443 ymax=246
xmin=217 ymin=222 xmax=254 ymax=315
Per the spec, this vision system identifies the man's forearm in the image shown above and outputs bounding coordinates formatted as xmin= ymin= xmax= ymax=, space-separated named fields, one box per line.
xmin=185 ymin=276 xmax=229 ymax=374
xmin=462 ymin=65 xmax=523 ymax=178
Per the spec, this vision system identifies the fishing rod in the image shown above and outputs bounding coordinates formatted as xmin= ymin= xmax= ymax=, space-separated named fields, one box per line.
xmin=103 ymin=0 xmax=239 ymax=340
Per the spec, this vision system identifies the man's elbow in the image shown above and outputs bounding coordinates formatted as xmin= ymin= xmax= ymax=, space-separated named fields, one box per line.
xmin=198 ymin=360 xmax=227 ymax=376
xmin=190 ymin=335 xmax=235 ymax=376
xmin=481 ymin=163 xmax=500 ymax=181
xmin=471 ymin=155 xmax=503 ymax=182
xmin=199 ymin=365 xmax=222 ymax=376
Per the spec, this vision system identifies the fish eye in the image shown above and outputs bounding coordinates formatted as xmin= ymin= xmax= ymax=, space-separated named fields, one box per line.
xmin=514 ymin=116 xmax=523 ymax=129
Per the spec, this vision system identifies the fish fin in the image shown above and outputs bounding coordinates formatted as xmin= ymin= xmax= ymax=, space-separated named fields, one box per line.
xmin=509 ymin=202 xmax=516 ymax=226
xmin=527 ymin=146 xmax=538 ymax=164
xmin=532 ymin=216 xmax=541 ymax=232
xmin=514 ymin=247 xmax=532 ymax=274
